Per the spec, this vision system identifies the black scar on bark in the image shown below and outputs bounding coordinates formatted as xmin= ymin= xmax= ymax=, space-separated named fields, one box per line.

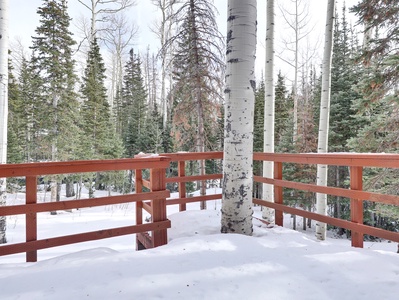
xmin=226 ymin=29 xmax=233 ymax=44
xmin=224 ymin=88 xmax=231 ymax=94
xmin=228 ymin=58 xmax=239 ymax=63
xmin=250 ymin=80 xmax=256 ymax=92
xmin=228 ymin=15 xmax=237 ymax=21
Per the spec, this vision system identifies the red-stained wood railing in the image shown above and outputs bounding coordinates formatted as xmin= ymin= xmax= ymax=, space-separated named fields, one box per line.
xmin=0 ymin=157 xmax=171 ymax=262
xmin=162 ymin=152 xmax=223 ymax=208
xmin=2 ymin=152 xmax=399 ymax=261
xmin=253 ymin=152 xmax=399 ymax=248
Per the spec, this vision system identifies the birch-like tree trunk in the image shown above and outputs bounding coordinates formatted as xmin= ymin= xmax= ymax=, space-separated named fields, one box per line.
xmin=221 ymin=0 xmax=256 ymax=235
xmin=262 ymin=0 xmax=275 ymax=222
xmin=315 ymin=0 xmax=335 ymax=241
xmin=0 ymin=0 xmax=9 ymax=243
xmin=151 ymin=0 xmax=177 ymax=128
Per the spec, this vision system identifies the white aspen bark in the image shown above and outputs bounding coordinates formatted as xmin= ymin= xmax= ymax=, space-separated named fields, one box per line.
xmin=0 ymin=0 xmax=9 ymax=243
xmin=293 ymin=0 xmax=299 ymax=144
xmin=221 ymin=0 xmax=256 ymax=235
xmin=262 ymin=0 xmax=275 ymax=222
xmin=315 ymin=0 xmax=335 ymax=241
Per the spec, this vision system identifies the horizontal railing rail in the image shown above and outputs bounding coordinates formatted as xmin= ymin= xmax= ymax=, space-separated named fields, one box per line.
xmin=1 ymin=151 xmax=399 ymax=262
xmin=253 ymin=152 xmax=399 ymax=247
xmin=0 ymin=157 xmax=171 ymax=262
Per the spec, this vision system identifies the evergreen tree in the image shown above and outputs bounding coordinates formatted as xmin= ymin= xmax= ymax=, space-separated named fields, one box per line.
xmin=274 ymin=71 xmax=290 ymax=150
xmin=30 ymin=0 xmax=81 ymax=209
xmin=330 ymin=5 xmax=360 ymax=153
xmin=7 ymin=56 xmax=24 ymax=164
xmin=170 ymin=0 xmax=224 ymax=154
xmin=81 ymin=37 xmax=117 ymax=159
xmin=80 ymin=37 xmax=124 ymax=193
xmin=30 ymin=0 xmax=81 ymax=162
xmin=348 ymin=1 xmax=399 ymax=233
xmin=121 ymin=49 xmax=147 ymax=156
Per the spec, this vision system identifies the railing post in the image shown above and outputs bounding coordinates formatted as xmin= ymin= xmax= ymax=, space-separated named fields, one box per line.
xmin=178 ymin=161 xmax=186 ymax=211
xmin=150 ymin=167 xmax=168 ymax=247
xmin=274 ymin=162 xmax=283 ymax=226
xmin=26 ymin=176 xmax=37 ymax=262
xmin=350 ymin=166 xmax=364 ymax=248
xmin=135 ymin=169 xmax=145 ymax=250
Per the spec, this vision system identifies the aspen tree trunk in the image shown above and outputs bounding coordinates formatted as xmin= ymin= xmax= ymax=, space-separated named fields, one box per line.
xmin=262 ymin=0 xmax=275 ymax=222
xmin=293 ymin=1 xmax=299 ymax=144
xmin=0 ymin=0 xmax=8 ymax=243
xmin=315 ymin=0 xmax=335 ymax=241
xmin=221 ymin=0 xmax=256 ymax=235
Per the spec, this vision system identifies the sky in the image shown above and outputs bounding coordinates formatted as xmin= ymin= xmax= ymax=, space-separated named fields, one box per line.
xmin=8 ymin=0 xmax=361 ymax=82
xmin=0 ymin=186 xmax=398 ymax=300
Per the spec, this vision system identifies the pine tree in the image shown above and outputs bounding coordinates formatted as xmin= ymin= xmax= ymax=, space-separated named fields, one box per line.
xmin=7 ymin=56 xmax=24 ymax=164
xmin=170 ymin=0 xmax=223 ymax=155
xmin=30 ymin=0 xmax=81 ymax=209
xmin=274 ymin=71 xmax=290 ymax=150
xmin=18 ymin=58 xmax=42 ymax=162
xmin=348 ymin=1 xmax=399 ymax=233
xmin=121 ymin=49 xmax=147 ymax=157
xmin=30 ymin=0 xmax=81 ymax=162
xmin=81 ymin=37 xmax=114 ymax=159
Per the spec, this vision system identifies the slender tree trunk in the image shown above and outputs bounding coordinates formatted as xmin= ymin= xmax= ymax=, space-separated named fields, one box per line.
xmin=293 ymin=0 xmax=299 ymax=144
xmin=221 ymin=0 xmax=256 ymax=235
xmin=262 ymin=0 xmax=275 ymax=222
xmin=0 ymin=0 xmax=9 ymax=244
xmin=315 ymin=0 xmax=335 ymax=241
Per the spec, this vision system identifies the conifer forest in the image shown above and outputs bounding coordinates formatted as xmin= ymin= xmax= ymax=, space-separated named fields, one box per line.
xmin=2 ymin=0 xmax=399 ymax=238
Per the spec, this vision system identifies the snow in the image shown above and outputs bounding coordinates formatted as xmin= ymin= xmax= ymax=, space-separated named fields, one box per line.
xmin=1 ymin=188 xmax=398 ymax=300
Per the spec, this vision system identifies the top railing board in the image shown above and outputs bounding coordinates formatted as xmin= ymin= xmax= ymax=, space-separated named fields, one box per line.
xmin=0 ymin=157 xmax=171 ymax=177
xmin=254 ymin=152 xmax=399 ymax=168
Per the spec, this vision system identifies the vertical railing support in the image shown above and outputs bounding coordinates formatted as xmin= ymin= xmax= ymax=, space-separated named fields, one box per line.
xmin=178 ymin=161 xmax=186 ymax=211
xmin=274 ymin=162 xmax=283 ymax=226
xmin=26 ymin=176 xmax=37 ymax=262
xmin=150 ymin=167 xmax=168 ymax=247
xmin=135 ymin=169 xmax=145 ymax=250
xmin=350 ymin=166 xmax=363 ymax=248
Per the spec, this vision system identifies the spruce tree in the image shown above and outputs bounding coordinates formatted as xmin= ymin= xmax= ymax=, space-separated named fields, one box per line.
xmin=30 ymin=0 xmax=81 ymax=209
xmin=121 ymin=49 xmax=147 ymax=157
xmin=30 ymin=0 xmax=81 ymax=162
xmin=7 ymin=57 xmax=24 ymax=164
xmin=274 ymin=71 xmax=290 ymax=150
xmin=81 ymin=37 xmax=116 ymax=159
xmin=348 ymin=1 xmax=399 ymax=232
xmin=80 ymin=37 xmax=124 ymax=193
xmin=170 ymin=0 xmax=224 ymax=155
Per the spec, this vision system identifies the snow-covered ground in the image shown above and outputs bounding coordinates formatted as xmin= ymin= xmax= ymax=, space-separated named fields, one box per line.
xmin=0 ymin=187 xmax=398 ymax=299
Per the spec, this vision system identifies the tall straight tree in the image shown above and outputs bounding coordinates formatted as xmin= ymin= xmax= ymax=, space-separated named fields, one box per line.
xmin=0 ymin=0 xmax=9 ymax=243
xmin=315 ymin=0 xmax=335 ymax=241
xmin=31 ymin=0 xmax=81 ymax=208
xmin=151 ymin=0 xmax=178 ymax=128
xmin=221 ymin=0 xmax=256 ymax=235
xmin=120 ymin=49 xmax=147 ymax=157
xmin=262 ymin=0 xmax=275 ymax=221
xmin=80 ymin=37 xmax=119 ymax=160
xmin=170 ymin=0 xmax=224 ymax=209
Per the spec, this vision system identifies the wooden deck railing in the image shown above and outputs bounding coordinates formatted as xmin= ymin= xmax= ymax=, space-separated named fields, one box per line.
xmin=1 ymin=152 xmax=399 ymax=262
xmin=0 ymin=157 xmax=171 ymax=262
xmin=253 ymin=152 xmax=399 ymax=248
xmin=155 ymin=152 xmax=399 ymax=248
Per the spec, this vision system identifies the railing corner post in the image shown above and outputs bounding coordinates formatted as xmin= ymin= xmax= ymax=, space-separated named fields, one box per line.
xmin=150 ymin=166 xmax=168 ymax=247
xmin=26 ymin=176 xmax=38 ymax=262
xmin=350 ymin=166 xmax=364 ymax=248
